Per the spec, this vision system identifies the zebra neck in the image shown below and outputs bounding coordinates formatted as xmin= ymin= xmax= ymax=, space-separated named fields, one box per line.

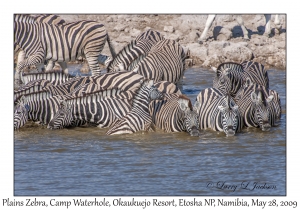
xmin=131 ymin=86 xmax=150 ymax=113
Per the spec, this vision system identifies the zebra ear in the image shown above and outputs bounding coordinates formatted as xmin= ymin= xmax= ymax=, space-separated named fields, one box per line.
xmin=245 ymin=77 xmax=252 ymax=87
xmin=251 ymin=91 xmax=258 ymax=102
xmin=218 ymin=105 xmax=226 ymax=113
xmin=132 ymin=67 xmax=139 ymax=73
xmin=232 ymin=105 xmax=239 ymax=111
xmin=211 ymin=66 xmax=217 ymax=72
xmin=193 ymin=101 xmax=200 ymax=112
xmin=266 ymin=94 xmax=274 ymax=103
xmin=148 ymin=80 xmax=154 ymax=87
xmin=178 ymin=99 xmax=188 ymax=112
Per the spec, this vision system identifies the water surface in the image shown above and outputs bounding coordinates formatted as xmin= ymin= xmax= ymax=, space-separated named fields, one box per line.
xmin=14 ymin=66 xmax=286 ymax=196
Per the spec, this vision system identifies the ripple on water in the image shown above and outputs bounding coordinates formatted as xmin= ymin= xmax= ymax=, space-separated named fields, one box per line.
xmin=14 ymin=67 xmax=286 ymax=196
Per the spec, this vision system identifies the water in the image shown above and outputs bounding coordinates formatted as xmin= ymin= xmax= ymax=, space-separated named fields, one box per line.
xmin=14 ymin=66 xmax=286 ymax=196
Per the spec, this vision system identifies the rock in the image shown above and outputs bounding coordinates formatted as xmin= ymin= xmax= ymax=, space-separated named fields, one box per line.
xmin=213 ymin=27 xmax=232 ymax=41
xmin=113 ymin=24 xmax=127 ymax=32
xmin=130 ymin=28 xmax=142 ymax=38
xmin=164 ymin=26 xmax=174 ymax=33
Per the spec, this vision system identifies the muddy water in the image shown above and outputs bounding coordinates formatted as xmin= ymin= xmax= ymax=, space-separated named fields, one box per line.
xmin=14 ymin=66 xmax=286 ymax=196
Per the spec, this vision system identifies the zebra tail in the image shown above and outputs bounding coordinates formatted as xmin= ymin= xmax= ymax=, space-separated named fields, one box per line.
xmin=106 ymin=33 xmax=117 ymax=59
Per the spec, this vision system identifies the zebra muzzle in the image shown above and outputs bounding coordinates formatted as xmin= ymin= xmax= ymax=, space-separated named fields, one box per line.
xmin=226 ymin=126 xmax=235 ymax=136
xmin=189 ymin=126 xmax=200 ymax=137
xmin=261 ymin=123 xmax=271 ymax=131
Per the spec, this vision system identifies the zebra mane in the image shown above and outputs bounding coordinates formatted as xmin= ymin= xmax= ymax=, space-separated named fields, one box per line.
xmin=22 ymin=70 xmax=73 ymax=76
xmin=178 ymin=94 xmax=193 ymax=111
xmin=128 ymin=54 xmax=146 ymax=71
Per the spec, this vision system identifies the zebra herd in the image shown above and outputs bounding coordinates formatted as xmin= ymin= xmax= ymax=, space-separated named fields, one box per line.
xmin=14 ymin=14 xmax=282 ymax=137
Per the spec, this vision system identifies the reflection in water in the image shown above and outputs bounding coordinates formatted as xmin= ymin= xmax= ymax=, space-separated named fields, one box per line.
xmin=14 ymin=66 xmax=286 ymax=196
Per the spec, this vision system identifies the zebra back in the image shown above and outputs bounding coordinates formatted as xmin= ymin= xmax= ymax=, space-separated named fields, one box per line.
xmin=107 ymin=29 xmax=165 ymax=73
xmin=14 ymin=79 xmax=52 ymax=103
xmin=32 ymin=14 xmax=66 ymax=25
xmin=47 ymin=90 xmax=134 ymax=129
xmin=20 ymin=71 xmax=75 ymax=86
xmin=134 ymin=39 xmax=186 ymax=84
xmin=154 ymin=81 xmax=182 ymax=95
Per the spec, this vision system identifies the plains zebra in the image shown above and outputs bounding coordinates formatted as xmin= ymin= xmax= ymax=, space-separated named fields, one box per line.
xmin=118 ymin=39 xmax=186 ymax=84
xmin=14 ymin=14 xmax=116 ymax=85
xmin=15 ymin=14 xmax=67 ymax=73
xmin=194 ymin=88 xmax=243 ymax=136
xmin=198 ymin=14 xmax=282 ymax=43
xmin=47 ymin=90 xmax=134 ymax=129
xmin=212 ymin=61 xmax=269 ymax=97
xmin=13 ymin=90 xmax=89 ymax=129
xmin=106 ymin=79 xmax=164 ymax=135
xmin=234 ymin=78 xmax=281 ymax=129
xmin=107 ymin=29 xmax=165 ymax=72
xmin=149 ymin=94 xmax=200 ymax=136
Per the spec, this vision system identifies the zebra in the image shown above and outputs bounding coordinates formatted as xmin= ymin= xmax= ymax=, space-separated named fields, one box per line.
xmin=106 ymin=79 xmax=164 ymax=135
xmin=107 ymin=29 xmax=165 ymax=72
xmin=114 ymin=39 xmax=186 ymax=84
xmin=14 ymin=14 xmax=116 ymax=86
xmin=47 ymin=90 xmax=134 ymax=129
xmin=149 ymin=94 xmax=200 ymax=136
xmin=234 ymin=78 xmax=281 ymax=129
xmin=212 ymin=61 xmax=269 ymax=97
xmin=194 ymin=88 xmax=243 ymax=136
xmin=15 ymin=14 xmax=67 ymax=73
xmin=13 ymin=90 xmax=88 ymax=129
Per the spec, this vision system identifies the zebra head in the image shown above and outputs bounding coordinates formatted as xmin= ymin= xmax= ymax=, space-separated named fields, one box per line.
xmin=143 ymin=79 xmax=164 ymax=101
xmin=47 ymin=100 xmax=73 ymax=129
xmin=251 ymin=88 xmax=274 ymax=131
xmin=212 ymin=67 xmax=232 ymax=95
xmin=14 ymin=96 xmax=30 ymax=129
xmin=217 ymin=95 xmax=240 ymax=137
xmin=178 ymin=96 xmax=200 ymax=136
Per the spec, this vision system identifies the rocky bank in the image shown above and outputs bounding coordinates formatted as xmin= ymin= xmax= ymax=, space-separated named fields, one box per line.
xmin=39 ymin=14 xmax=289 ymax=70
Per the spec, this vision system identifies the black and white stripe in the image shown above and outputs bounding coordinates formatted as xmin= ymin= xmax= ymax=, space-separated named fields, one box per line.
xmin=194 ymin=88 xmax=243 ymax=136
xmin=234 ymin=79 xmax=281 ymax=130
xmin=213 ymin=61 xmax=269 ymax=97
xmin=14 ymin=14 xmax=116 ymax=84
xmin=149 ymin=94 xmax=200 ymax=136
xmin=106 ymin=80 xmax=164 ymax=135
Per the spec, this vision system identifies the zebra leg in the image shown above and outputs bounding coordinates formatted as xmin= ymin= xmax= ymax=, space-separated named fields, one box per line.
xmin=264 ymin=14 xmax=272 ymax=37
xmin=45 ymin=60 xmax=55 ymax=72
xmin=274 ymin=15 xmax=282 ymax=35
xmin=236 ymin=15 xmax=249 ymax=40
xmin=198 ymin=15 xmax=216 ymax=43
xmin=85 ymin=54 xmax=101 ymax=76
xmin=58 ymin=62 xmax=68 ymax=74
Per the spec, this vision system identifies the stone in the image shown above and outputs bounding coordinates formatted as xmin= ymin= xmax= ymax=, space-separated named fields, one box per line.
xmin=164 ymin=26 xmax=174 ymax=33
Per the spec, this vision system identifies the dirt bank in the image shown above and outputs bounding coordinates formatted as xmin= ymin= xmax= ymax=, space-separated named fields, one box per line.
xmin=29 ymin=14 xmax=288 ymax=70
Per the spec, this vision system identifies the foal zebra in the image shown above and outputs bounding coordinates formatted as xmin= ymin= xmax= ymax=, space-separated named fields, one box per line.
xmin=149 ymin=94 xmax=200 ymax=136
xmin=213 ymin=61 xmax=269 ymax=97
xmin=106 ymin=80 xmax=164 ymax=135
xmin=194 ymin=88 xmax=243 ymax=136
xmin=14 ymin=14 xmax=116 ymax=85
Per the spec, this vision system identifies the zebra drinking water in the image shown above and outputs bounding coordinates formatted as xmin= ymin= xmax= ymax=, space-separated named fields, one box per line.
xmin=106 ymin=79 xmax=164 ymax=135
xmin=149 ymin=94 xmax=200 ymax=136
xmin=194 ymin=88 xmax=243 ymax=136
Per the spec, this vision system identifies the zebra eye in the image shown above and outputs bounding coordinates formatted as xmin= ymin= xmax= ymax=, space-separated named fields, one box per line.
xmin=220 ymin=78 xmax=225 ymax=84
